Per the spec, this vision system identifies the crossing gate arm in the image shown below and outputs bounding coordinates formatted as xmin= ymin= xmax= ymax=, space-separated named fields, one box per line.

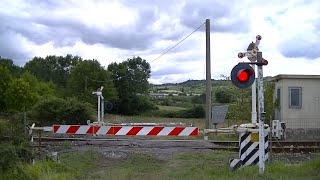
xmin=202 ymin=125 xmax=239 ymax=134
xmin=29 ymin=124 xmax=53 ymax=132
xmin=52 ymin=125 xmax=198 ymax=136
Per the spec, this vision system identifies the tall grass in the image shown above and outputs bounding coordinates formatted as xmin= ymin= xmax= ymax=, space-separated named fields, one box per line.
xmin=0 ymin=151 xmax=98 ymax=180
xmin=2 ymin=151 xmax=319 ymax=180
xmin=88 ymin=151 xmax=320 ymax=180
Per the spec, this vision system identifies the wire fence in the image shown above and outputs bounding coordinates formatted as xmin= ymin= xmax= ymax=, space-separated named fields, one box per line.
xmin=280 ymin=117 xmax=320 ymax=140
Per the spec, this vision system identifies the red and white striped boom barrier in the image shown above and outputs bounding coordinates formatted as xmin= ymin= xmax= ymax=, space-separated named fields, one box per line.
xmin=52 ymin=125 xmax=198 ymax=136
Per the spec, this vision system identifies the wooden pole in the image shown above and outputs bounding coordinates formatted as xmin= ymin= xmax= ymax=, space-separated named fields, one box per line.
xmin=205 ymin=19 xmax=212 ymax=133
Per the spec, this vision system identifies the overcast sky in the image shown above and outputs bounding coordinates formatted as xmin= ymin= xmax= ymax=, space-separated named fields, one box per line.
xmin=1 ymin=0 xmax=319 ymax=84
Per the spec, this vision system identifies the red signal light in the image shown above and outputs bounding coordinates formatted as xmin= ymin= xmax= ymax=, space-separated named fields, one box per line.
xmin=231 ymin=63 xmax=255 ymax=89
xmin=237 ymin=70 xmax=249 ymax=82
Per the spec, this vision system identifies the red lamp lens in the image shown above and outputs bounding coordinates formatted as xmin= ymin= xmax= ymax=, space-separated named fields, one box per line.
xmin=237 ymin=70 xmax=249 ymax=82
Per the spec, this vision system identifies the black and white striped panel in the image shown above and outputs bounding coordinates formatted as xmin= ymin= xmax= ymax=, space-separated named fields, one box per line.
xmin=229 ymin=158 xmax=242 ymax=171
xmin=239 ymin=132 xmax=269 ymax=166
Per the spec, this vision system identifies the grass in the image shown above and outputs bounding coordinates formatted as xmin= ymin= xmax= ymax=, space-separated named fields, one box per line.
xmin=83 ymin=151 xmax=320 ymax=180
xmin=4 ymin=151 xmax=318 ymax=180
xmin=0 ymin=151 xmax=98 ymax=180
xmin=157 ymin=105 xmax=187 ymax=111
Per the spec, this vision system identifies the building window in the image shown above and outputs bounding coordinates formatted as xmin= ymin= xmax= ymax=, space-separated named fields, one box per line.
xmin=289 ymin=87 xmax=302 ymax=108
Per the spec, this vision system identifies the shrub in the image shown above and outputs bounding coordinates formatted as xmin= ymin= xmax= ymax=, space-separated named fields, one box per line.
xmin=215 ymin=89 xmax=233 ymax=103
xmin=117 ymin=95 xmax=158 ymax=115
xmin=30 ymin=97 xmax=95 ymax=125
xmin=0 ymin=119 xmax=33 ymax=175
xmin=177 ymin=105 xmax=205 ymax=118
xmin=147 ymin=105 xmax=205 ymax=118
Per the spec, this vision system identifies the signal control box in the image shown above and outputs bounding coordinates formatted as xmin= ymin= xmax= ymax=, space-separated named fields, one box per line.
xmin=272 ymin=120 xmax=286 ymax=140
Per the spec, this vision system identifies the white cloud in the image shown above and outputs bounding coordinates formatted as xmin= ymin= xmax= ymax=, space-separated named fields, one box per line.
xmin=0 ymin=0 xmax=319 ymax=84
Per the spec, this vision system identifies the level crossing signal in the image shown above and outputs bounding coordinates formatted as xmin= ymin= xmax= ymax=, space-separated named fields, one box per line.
xmin=231 ymin=63 xmax=255 ymax=88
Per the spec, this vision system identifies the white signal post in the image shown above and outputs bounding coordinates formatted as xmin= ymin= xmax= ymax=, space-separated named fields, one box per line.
xmin=237 ymin=35 xmax=267 ymax=173
xmin=251 ymin=67 xmax=257 ymax=124
xmin=238 ymin=35 xmax=262 ymax=124
xmin=252 ymin=35 xmax=261 ymax=124
xmin=257 ymin=52 xmax=266 ymax=173
xmin=92 ymin=86 xmax=104 ymax=123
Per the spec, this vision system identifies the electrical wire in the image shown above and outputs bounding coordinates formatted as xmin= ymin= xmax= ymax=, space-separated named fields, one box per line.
xmin=150 ymin=21 xmax=206 ymax=63
xmin=87 ymin=21 xmax=206 ymax=83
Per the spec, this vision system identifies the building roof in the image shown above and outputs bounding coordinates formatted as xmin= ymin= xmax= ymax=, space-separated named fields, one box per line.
xmin=270 ymin=74 xmax=320 ymax=81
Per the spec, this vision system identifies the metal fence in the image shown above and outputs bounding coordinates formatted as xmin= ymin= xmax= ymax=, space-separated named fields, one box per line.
xmin=281 ymin=117 xmax=320 ymax=140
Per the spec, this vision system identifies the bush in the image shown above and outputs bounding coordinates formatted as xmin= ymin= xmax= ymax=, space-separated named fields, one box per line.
xmin=177 ymin=105 xmax=205 ymax=118
xmin=0 ymin=118 xmax=33 ymax=175
xmin=226 ymin=103 xmax=251 ymax=121
xmin=147 ymin=105 xmax=205 ymax=118
xmin=30 ymin=97 xmax=95 ymax=125
xmin=117 ymin=95 xmax=158 ymax=115
xmin=160 ymin=97 xmax=174 ymax=106
xmin=191 ymin=93 xmax=205 ymax=104
xmin=215 ymin=89 xmax=233 ymax=103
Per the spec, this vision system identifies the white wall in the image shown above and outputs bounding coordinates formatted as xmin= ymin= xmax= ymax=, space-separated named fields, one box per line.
xmin=274 ymin=78 xmax=320 ymax=129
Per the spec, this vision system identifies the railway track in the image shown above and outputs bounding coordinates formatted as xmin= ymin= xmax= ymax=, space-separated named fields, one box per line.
xmin=32 ymin=137 xmax=320 ymax=153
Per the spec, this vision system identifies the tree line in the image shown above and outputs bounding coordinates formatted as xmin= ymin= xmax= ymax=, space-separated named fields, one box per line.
xmin=0 ymin=55 xmax=157 ymax=125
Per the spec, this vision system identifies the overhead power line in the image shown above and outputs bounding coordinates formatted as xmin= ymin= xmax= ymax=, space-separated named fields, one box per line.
xmin=150 ymin=21 xmax=206 ymax=63
xmin=86 ymin=21 xmax=206 ymax=84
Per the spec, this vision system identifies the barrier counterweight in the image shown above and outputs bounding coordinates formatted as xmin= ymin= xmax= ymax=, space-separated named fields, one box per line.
xmin=230 ymin=130 xmax=269 ymax=170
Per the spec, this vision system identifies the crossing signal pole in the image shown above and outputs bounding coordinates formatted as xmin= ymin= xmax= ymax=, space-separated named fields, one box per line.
xmin=257 ymin=52 xmax=266 ymax=173
xmin=231 ymin=35 xmax=268 ymax=174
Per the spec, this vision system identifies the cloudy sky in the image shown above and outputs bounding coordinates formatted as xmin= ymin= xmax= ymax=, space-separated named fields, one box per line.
xmin=1 ymin=0 xmax=319 ymax=84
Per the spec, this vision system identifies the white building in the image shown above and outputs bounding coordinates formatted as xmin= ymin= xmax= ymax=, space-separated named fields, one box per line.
xmin=270 ymin=75 xmax=320 ymax=131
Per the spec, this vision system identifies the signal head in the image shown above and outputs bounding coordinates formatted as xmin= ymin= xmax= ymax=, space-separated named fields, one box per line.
xmin=231 ymin=63 xmax=255 ymax=88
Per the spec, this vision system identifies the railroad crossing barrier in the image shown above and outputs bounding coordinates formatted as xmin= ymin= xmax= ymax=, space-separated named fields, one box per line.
xmin=30 ymin=124 xmax=198 ymax=136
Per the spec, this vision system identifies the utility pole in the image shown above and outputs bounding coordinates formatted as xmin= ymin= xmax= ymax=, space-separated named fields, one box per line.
xmin=205 ymin=19 xmax=212 ymax=133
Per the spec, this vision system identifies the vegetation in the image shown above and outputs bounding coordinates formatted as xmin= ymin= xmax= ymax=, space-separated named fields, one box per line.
xmin=1 ymin=151 xmax=319 ymax=180
xmin=108 ymin=57 xmax=154 ymax=115
xmin=0 ymin=55 xmax=279 ymax=177
xmin=0 ymin=115 xmax=33 ymax=175
xmin=30 ymin=97 xmax=95 ymax=125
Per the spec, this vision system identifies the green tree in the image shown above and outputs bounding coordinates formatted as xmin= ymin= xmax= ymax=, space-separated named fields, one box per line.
xmin=108 ymin=57 xmax=151 ymax=98
xmin=226 ymin=88 xmax=251 ymax=122
xmin=24 ymin=54 xmax=82 ymax=87
xmin=4 ymin=78 xmax=39 ymax=110
xmin=264 ymin=81 xmax=275 ymax=123
xmin=108 ymin=57 xmax=153 ymax=115
xmin=0 ymin=67 xmax=13 ymax=111
xmin=0 ymin=57 xmax=23 ymax=77
xmin=20 ymin=71 xmax=57 ymax=97
xmin=67 ymin=60 xmax=118 ymax=104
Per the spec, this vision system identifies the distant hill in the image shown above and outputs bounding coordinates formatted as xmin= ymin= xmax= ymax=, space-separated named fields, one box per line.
xmin=150 ymin=79 xmax=233 ymax=94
